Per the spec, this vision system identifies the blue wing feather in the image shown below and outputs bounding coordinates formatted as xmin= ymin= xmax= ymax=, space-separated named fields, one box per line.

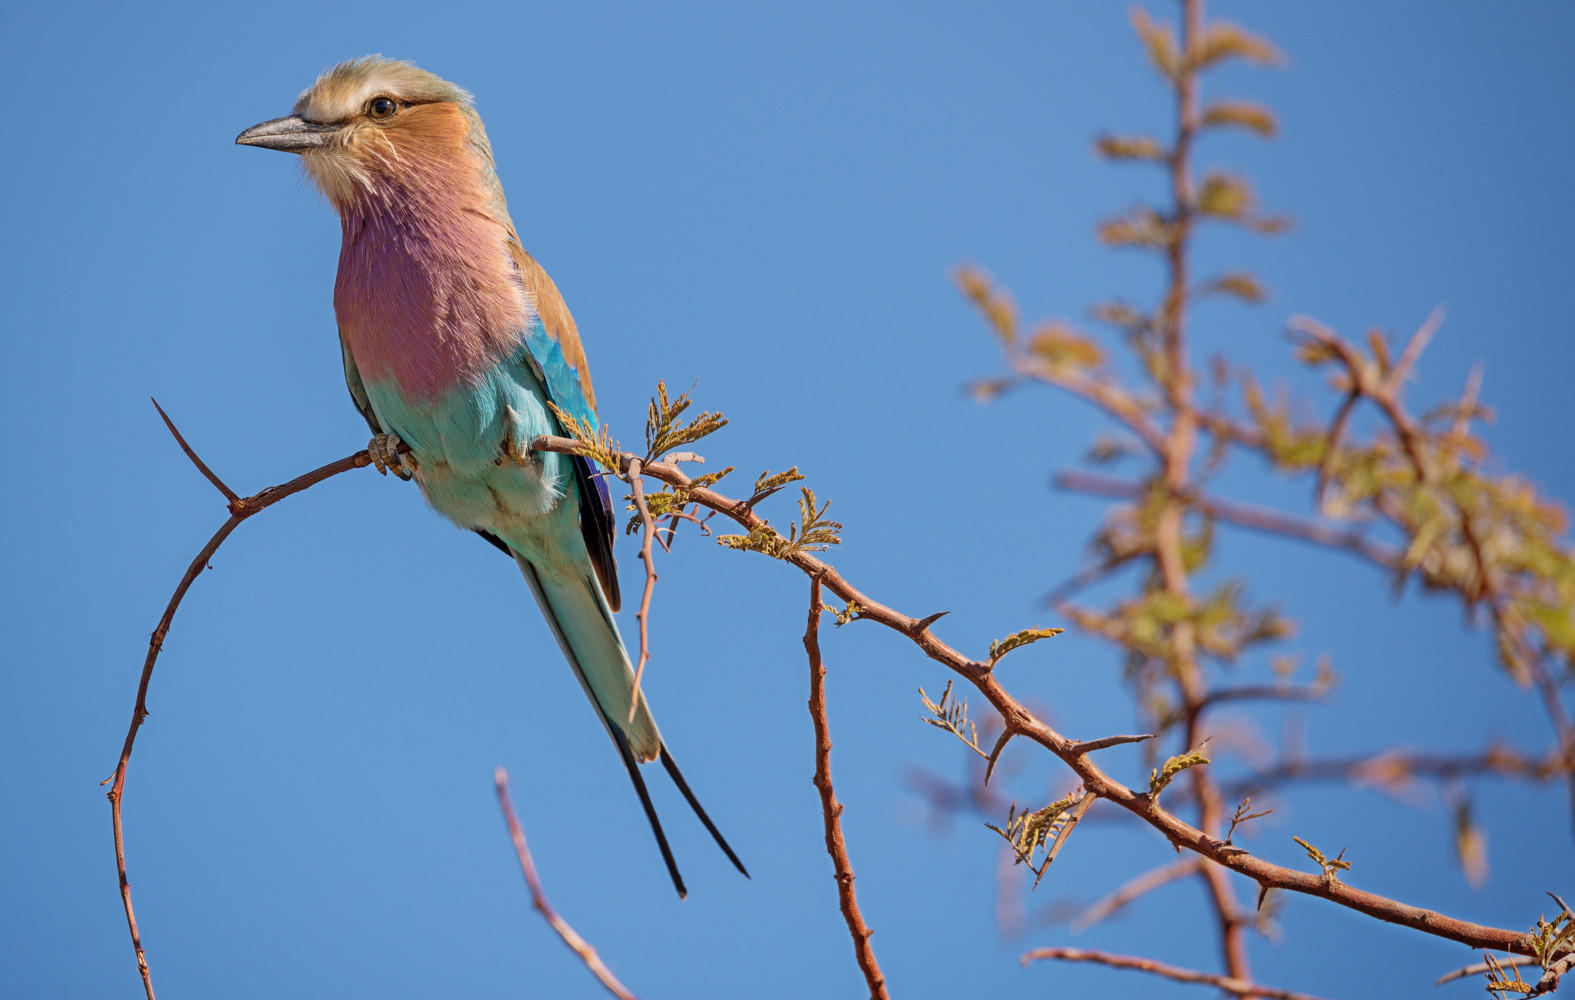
xmin=511 ymin=248 xmax=621 ymax=612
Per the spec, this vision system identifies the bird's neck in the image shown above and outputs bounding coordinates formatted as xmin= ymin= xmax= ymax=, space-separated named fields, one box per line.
xmin=333 ymin=156 xmax=529 ymax=401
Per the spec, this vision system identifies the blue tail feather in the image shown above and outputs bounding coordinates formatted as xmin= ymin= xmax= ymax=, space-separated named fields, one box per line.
xmin=514 ymin=554 xmax=745 ymax=895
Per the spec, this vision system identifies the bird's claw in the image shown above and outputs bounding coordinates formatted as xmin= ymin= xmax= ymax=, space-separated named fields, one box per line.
xmin=496 ymin=434 xmax=539 ymax=469
xmin=368 ymin=433 xmax=414 ymax=480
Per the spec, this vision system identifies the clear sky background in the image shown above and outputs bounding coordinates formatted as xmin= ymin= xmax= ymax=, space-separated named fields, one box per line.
xmin=4 ymin=2 xmax=1573 ymax=997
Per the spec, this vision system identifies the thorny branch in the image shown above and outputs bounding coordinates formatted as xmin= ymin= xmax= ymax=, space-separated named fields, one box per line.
xmin=494 ymin=769 xmax=639 ymax=1000
xmin=805 ymin=577 xmax=890 ymax=1000
xmin=529 ymin=430 xmax=1545 ymax=958
xmin=117 ymin=395 xmax=1568 ymax=999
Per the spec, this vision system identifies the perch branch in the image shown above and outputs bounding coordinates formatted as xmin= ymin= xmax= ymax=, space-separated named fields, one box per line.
xmin=107 ymin=404 xmax=383 ymax=999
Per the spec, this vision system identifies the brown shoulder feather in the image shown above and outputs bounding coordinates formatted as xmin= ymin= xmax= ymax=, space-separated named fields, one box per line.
xmin=505 ymin=241 xmax=620 ymax=610
xmin=507 ymin=242 xmax=596 ymax=410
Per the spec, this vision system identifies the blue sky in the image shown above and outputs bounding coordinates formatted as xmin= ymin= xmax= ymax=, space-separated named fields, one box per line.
xmin=4 ymin=2 xmax=1573 ymax=997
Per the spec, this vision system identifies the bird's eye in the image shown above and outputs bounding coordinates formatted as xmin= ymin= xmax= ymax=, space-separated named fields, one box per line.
xmin=368 ymin=96 xmax=398 ymax=121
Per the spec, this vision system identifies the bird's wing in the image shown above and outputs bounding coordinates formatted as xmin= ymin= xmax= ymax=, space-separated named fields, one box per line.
xmin=340 ymin=334 xmax=384 ymax=436
xmin=508 ymin=242 xmax=622 ymax=612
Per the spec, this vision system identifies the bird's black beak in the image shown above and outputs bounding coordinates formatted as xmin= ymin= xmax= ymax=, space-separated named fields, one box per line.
xmin=236 ymin=115 xmax=340 ymax=153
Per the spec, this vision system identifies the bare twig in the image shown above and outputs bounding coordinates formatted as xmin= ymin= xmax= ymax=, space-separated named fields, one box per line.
xmin=1071 ymin=857 xmax=1205 ymax=931
xmin=625 ymin=458 xmax=659 ymax=724
xmin=1381 ymin=305 xmax=1445 ymax=397
xmin=1193 ymin=685 xmax=1327 ymax=714
xmin=1449 ymin=365 xmax=1484 ymax=446
xmin=494 ymin=769 xmax=639 ymax=1000
xmin=152 ymin=397 xmax=239 ymax=504
xmin=805 ymin=576 xmax=890 ymax=1000
xmin=1054 ymin=469 xmax=1399 ymax=569
xmin=107 ymin=406 xmax=383 ymax=999
xmin=1009 ymin=359 xmax=1168 ymax=455
xmin=1436 ymin=954 xmax=1537 ymax=986
xmin=1526 ymin=652 xmax=1575 ymax=835
xmin=1226 ymin=747 xmax=1565 ymax=798
xmin=1313 ymin=389 xmax=1358 ymax=510
xmin=1022 ymin=947 xmax=1333 ymax=1000
xmin=1043 ymin=556 xmax=1135 ymax=605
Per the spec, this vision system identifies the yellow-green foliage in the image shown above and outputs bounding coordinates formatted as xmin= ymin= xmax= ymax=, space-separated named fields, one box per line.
xmin=1150 ymin=746 xmax=1211 ymax=799
xmin=718 ymin=487 xmax=842 ymax=558
xmin=987 ymin=794 xmax=1078 ymax=867
xmin=623 ymin=466 xmax=733 ymax=535
xmin=750 ymin=467 xmax=806 ymax=504
xmin=545 ymin=401 xmax=622 ymax=472
xmin=986 ymin=627 xmax=1064 ymax=668
xmin=1201 ymin=100 xmax=1277 ymax=137
xmin=1095 ymin=133 xmax=1168 ymax=162
xmin=919 ymin=680 xmax=986 ymax=758
xmin=1527 ymin=897 xmax=1574 ymax=969
xmin=643 ymin=379 xmax=727 ymax=462
xmin=1292 ymin=836 xmax=1351 ymax=882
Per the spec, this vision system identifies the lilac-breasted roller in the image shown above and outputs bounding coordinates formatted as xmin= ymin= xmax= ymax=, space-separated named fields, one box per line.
xmin=236 ymin=57 xmax=745 ymax=897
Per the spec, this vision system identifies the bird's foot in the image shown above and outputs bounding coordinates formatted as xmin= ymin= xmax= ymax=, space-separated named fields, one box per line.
xmin=368 ymin=433 xmax=415 ymax=480
xmin=496 ymin=434 xmax=541 ymax=469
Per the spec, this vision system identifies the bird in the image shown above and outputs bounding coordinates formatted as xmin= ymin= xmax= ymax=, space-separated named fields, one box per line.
xmin=236 ymin=56 xmax=746 ymax=897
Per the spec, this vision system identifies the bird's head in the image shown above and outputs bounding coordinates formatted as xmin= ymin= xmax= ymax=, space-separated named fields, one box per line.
xmin=237 ymin=57 xmax=496 ymax=212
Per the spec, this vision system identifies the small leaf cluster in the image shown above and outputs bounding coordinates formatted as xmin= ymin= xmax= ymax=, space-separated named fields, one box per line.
xmin=1225 ymin=797 xmax=1272 ymax=845
xmin=623 ymin=466 xmax=734 ymax=535
xmin=1098 ymin=13 xmax=1285 ymax=256
xmin=643 ymin=379 xmax=727 ymax=463
xmin=718 ymin=487 xmax=842 ymax=558
xmin=1272 ymin=325 xmax=1575 ymax=685
xmin=1149 ymin=745 xmax=1210 ymax=800
xmin=1063 ymin=582 xmax=1287 ymax=670
xmin=829 ymin=599 xmax=863 ymax=627
xmin=1532 ymin=898 xmax=1575 ymax=952
xmin=1292 ymin=836 xmax=1350 ymax=883
xmin=986 ymin=794 xmax=1078 ymax=870
xmin=955 ymin=266 xmax=1116 ymax=411
xmin=545 ymin=402 xmax=622 ymax=472
xmin=986 ymin=627 xmax=1064 ymax=669
xmin=919 ymin=680 xmax=987 ymax=758
xmin=1479 ymin=905 xmax=1575 ymax=1000
xmin=1481 ymin=953 xmax=1534 ymax=999
xmin=749 ymin=468 xmax=806 ymax=506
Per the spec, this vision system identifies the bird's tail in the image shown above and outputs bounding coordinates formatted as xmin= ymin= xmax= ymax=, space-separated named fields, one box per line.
xmin=515 ymin=555 xmax=748 ymax=896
